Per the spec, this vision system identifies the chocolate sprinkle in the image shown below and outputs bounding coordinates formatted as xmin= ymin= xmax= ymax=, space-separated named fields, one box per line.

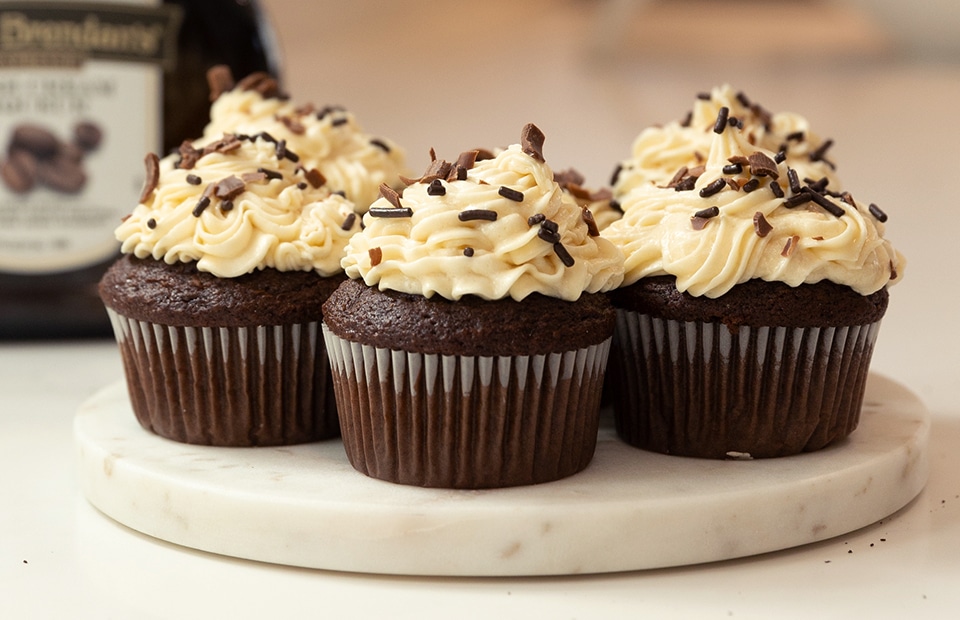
xmin=459 ymin=209 xmax=498 ymax=222
xmin=770 ymin=181 xmax=785 ymax=198
xmin=869 ymin=203 xmax=888 ymax=223
xmin=699 ymin=178 xmax=726 ymax=198
xmin=370 ymin=138 xmax=391 ymax=153
xmin=783 ymin=191 xmax=812 ymax=208
xmin=610 ymin=164 xmax=623 ymax=187
xmin=674 ymin=176 xmax=697 ymax=192
xmin=368 ymin=247 xmax=383 ymax=267
xmin=221 ymin=200 xmax=234 ymax=212
xmin=186 ymin=174 xmax=202 ymax=186
xmin=713 ymin=107 xmax=730 ymax=134
xmin=787 ymin=168 xmax=801 ymax=194
xmin=146 ymin=218 xmax=157 ymax=229
xmin=379 ymin=183 xmax=403 ymax=209
xmin=304 ymin=168 xmax=326 ymax=189
xmin=341 ymin=212 xmax=357 ymax=230
xmin=808 ymin=191 xmax=845 ymax=217
xmin=139 ymin=153 xmax=160 ymax=203
xmin=528 ymin=213 xmax=546 ymax=226
xmin=753 ymin=212 xmax=773 ymax=237
xmin=521 ymin=123 xmax=546 ymax=162
xmin=742 ymin=178 xmax=760 ymax=193
xmin=192 ymin=195 xmax=211 ymax=217
xmin=537 ymin=225 xmax=561 ymax=244
xmin=722 ymin=163 xmax=742 ymax=175
xmin=258 ymin=167 xmax=282 ymax=181
xmin=427 ymin=179 xmax=446 ymax=196
xmin=498 ymin=186 xmax=524 ymax=202
xmin=809 ymin=138 xmax=834 ymax=162
xmin=694 ymin=206 xmax=720 ymax=219
xmin=463 ymin=247 xmax=475 ymax=257
xmin=369 ymin=205 xmax=413 ymax=218
xmin=553 ymin=242 xmax=575 ymax=267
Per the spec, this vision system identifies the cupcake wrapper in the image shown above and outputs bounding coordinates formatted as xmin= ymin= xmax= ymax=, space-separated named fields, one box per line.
xmin=107 ymin=308 xmax=339 ymax=446
xmin=610 ymin=310 xmax=881 ymax=458
xmin=322 ymin=324 xmax=611 ymax=488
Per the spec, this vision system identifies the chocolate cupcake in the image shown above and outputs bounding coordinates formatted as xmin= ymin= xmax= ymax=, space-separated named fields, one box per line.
xmin=601 ymin=88 xmax=905 ymax=459
xmin=99 ymin=133 xmax=361 ymax=446
xmin=322 ymin=124 xmax=624 ymax=488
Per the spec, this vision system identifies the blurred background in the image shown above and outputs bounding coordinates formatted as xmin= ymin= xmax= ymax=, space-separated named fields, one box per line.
xmin=258 ymin=0 xmax=959 ymax=410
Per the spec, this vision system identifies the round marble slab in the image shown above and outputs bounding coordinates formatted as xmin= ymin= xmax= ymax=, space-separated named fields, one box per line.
xmin=74 ymin=373 xmax=929 ymax=576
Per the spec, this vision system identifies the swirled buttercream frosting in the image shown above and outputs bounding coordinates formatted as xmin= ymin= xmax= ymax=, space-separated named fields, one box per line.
xmin=612 ymin=84 xmax=842 ymax=199
xmin=116 ymin=134 xmax=361 ymax=278
xmin=341 ymin=124 xmax=624 ymax=301
xmin=602 ymin=96 xmax=904 ymax=298
xmin=198 ymin=72 xmax=408 ymax=210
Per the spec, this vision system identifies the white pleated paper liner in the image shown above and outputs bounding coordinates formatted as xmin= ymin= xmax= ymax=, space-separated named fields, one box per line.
xmin=608 ymin=310 xmax=881 ymax=458
xmin=323 ymin=323 xmax=612 ymax=489
xmin=105 ymin=308 xmax=339 ymax=446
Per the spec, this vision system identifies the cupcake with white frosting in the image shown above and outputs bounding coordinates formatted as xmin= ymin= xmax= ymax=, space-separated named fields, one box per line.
xmin=322 ymin=124 xmax=624 ymax=488
xmin=99 ymin=133 xmax=361 ymax=446
xmin=601 ymin=88 xmax=904 ymax=458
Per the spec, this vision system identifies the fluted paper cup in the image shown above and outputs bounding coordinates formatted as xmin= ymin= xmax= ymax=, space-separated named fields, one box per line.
xmin=323 ymin=324 xmax=611 ymax=488
xmin=106 ymin=309 xmax=339 ymax=446
xmin=608 ymin=310 xmax=881 ymax=458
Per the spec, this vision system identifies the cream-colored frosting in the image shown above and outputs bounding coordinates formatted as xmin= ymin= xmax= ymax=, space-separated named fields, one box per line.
xmin=603 ymin=112 xmax=904 ymax=297
xmin=198 ymin=89 xmax=408 ymax=210
xmin=116 ymin=136 xmax=361 ymax=278
xmin=341 ymin=142 xmax=625 ymax=301
xmin=613 ymin=84 xmax=842 ymax=199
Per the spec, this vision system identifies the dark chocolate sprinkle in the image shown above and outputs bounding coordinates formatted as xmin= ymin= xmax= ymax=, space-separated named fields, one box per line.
xmin=869 ymin=203 xmax=888 ymax=222
xmin=713 ymin=106 xmax=729 ymax=134
xmin=786 ymin=131 xmax=805 ymax=142
xmin=787 ymin=168 xmax=801 ymax=194
xmin=753 ymin=212 xmax=773 ymax=237
xmin=553 ymin=242 xmax=575 ymax=267
xmin=341 ymin=212 xmax=357 ymax=230
xmin=783 ymin=191 xmax=812 ymax=208
xmin=498 ymin=186 xmax=524 ymax=202
xmin=722 ymin=163 xmax=743 ymax=175
xmin=528 ymin=213 xmax=546 ymax=226
xmin=680 ymin=110 xmax=693 ymax=128
xmin=697 ymin=92 xmax=711 ymax=100
xmin=808 ymin=191 xmax=845 ymax=217
xmin=463 ymin=247 xmax=475 ymax=257
xmin=537 ymin=222 xmax=561 ymax=244
xmin=369 ymin=205 xmax=413 ymax=218
xmin=694 ymin=206 xmax=720 ymax=219
xmin=774 ymin=150 xmax=787 ymax=164
xmin=736 ymin=91 xmax=751 ymax=108
xmin=541 ymin=219 xmax=559 ymax=234
xmin=332 ymin=117 xmax=349 ymax=127
xmin=192 ymin=195 xmax=211 ymax=217
xmin=297 ymin=182 xmax=307 ymax=190
xmin=674 ymin=176 xmax=697 ymax=192
xmin=455 ymin=165 xmax=468 ymax=181
xmin=186 ymin=174 xmax=202 ymax=186
xmin=427 ymin=179 xmax=446 ymax=196
xmin=458 ymin=209 xmax=498 ymax=222
xmin=699 ymin=178 xmax=726 ymax=198
xmin=728 ymin=116 xmax=741 ymax=129
xmin=368 ymin=247 xmax=383 ymax=266
xmin=221 ymin=200 xmax=234 ymax=212
xmin=610 ymin=199 xmax=623 ymax=214
xmin=370 ymin=138 xmax=391 ymax=153
xmin=610 ymin=163 xmax=623 ymax=187
xmin=258 ymin=131 xmax=277 ymax=144
xmin=809 ymin=138 xmax=834 ymax=162
xmin=258 ymin=167 xmax=282 ymax=181
xmin=770 ymin=181 xmax=784 ymax=198
xmin=317 ymin=105 xmax=346 ymax=120
xmin=742 ymin=178 xmax=760 ymax=193
xmin=146 ymin=218 xmax=157 ymax=229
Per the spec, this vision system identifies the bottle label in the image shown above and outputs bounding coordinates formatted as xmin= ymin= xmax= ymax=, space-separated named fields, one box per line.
xmin=0 ymin=2 xmax=182 ymax=274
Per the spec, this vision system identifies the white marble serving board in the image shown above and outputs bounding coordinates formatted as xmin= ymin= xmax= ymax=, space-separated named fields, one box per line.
xmin=74 ymin=373 xmax=929 ymax=576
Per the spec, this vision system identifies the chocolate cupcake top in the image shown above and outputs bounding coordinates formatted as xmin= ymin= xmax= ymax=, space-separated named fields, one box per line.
xmin=602 ymin=96 xmax=904 ymax=298
xmin=611 ymin=85 xmax=842 ymax=199
xmin=116 ymin=133 xmax=361 ymax=278
xmin=340 ymin=124 xmax=624 ymax=302
xmin=199 ymin=67 xmax=408 ymax=211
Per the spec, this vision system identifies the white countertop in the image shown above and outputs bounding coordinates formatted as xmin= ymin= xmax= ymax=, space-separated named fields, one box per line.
xmin=4 ymin=1 xmax=960 ymax=617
